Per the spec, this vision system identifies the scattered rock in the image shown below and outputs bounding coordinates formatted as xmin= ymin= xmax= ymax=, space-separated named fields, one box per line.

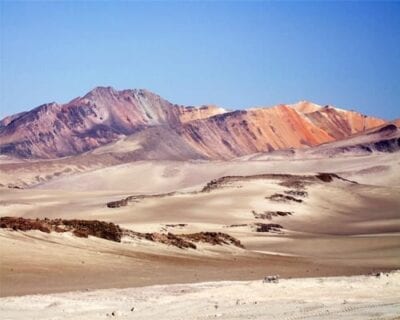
xmin=371 ymin=272 xmax=389 ymax=278
xmin=107 ymin=192 xmax=176 ymax=208
xmin=201 ymin=174 xmax=314 ymax=193
xmin=106 ymin=173 xmax=354 ymax=210
xmin=284 ymin=190 xmax=308 ymax=198
xmin=8 ymin=185 xmax=23 ymax=189
xmin=278 ymin=179 xmax=308 ymax=189
xmin=165 ymin=223 xmax=187 ymax=228
xmin=0 ymin=217 xmax=123 ymax=242
xmin=266 ymin=193 xmax=303 ymax=203
xmin=226 ymin=223 xmax=248 ymax=228
xmin=106 ymin=198 xmax=128 ymax=208
xmin=125 ymin=229 xmax=244 ymax=249
xmin=263 ymin=275 xmax=279 ymax=283
xmin=316 ymin=173 xmax=335 ymax=182
xmin=141 ymin=232 xmax=197 ymax=249
xmin=316 ymin=172 xmax=358 ymax=184
xmin=184 ymin=232 xmax=244 ymax=248
xmin=254 ymin=223 xmax=283 ymax=232
xmin=61 ymin=219 xmax=123 ymax=242
xmin=1 ymin=217 xmax=244 ymax=250
xmin=252 ymin=210 xmax=292 ymax=220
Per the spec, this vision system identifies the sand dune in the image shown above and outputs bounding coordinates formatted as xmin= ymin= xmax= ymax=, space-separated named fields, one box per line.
xmin=16 ymin=152 xmax=397 ymax=192
xmin=1 ymin=164 xmax=399 ymax=297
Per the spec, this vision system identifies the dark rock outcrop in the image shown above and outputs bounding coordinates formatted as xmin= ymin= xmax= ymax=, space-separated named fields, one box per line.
xmin=252 ymin=210 xmax=292 ymax=220
xmin=284 ymin=190 xmax=308 ymax=197
xmin=107 ymin=198 xmax=128 ymax=208
xmin=254 ymin=223 xmax=283 ymax=232
xmin=1 ymin=217 xmax=244 ymax=250
xmin=266 ymin=194 xmax=303 ymax=203
xmin=0 ymin=217 xmax=123 ymax=242
xmin=183 ymin=232 xmax=244 ymax=248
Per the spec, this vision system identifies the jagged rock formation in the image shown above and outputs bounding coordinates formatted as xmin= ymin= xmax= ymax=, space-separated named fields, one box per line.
xmin=0 ymin=86 xmax=387 ymax=159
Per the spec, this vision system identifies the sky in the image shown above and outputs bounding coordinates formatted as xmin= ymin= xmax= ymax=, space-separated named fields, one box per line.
xmin=0 ymin=1 xmax=399 ymax=120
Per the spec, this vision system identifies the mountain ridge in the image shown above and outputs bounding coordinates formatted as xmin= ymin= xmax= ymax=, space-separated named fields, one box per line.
xmin=0 ymin=86 xmax=388 ymax=159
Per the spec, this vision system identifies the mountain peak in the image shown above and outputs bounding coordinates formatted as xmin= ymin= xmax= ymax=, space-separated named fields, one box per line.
xmin=289 ymin=101 xmax=322 ymax=114
xmin=81 ymin=87 xmax=164 ymax=103
xmin=91 ymin=86 xmax=117 ymax=93
xmin=83 ymin=86 xmax=119 ymax=99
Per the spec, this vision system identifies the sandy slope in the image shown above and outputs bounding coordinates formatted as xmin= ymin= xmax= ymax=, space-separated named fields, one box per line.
xmin=1 ymin=272 xmax=399 ymax=320
xmin=28 ymin=152 xmax=400 ymax=191
xmin=0 ymin=151 xmax=399 ymax=302
xmin=1 ymin=159 xmax=399 ymax=296
xmin=1 ymin=145 xmax=398 ymax=190
xmin=1 ymin=229 xmax=363 ymax=297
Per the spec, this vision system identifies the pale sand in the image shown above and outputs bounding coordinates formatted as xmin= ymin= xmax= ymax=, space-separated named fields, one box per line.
xmin=34 ymin=153 xmax=400 ymax=191
xmin=1 ymin=272 xmax=399 ymax=320
xmin=1 ymin=152 xmax=399 ymax=191
xmin=1 ymin=227 xmax=384 ymax=297
xmin=1 ymin=167 xmax=399 ymax=296
xmin=0 ymin=152 xmax=399 ymax=306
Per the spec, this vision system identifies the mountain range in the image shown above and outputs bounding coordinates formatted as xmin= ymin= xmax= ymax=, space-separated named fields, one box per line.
xmin=0 ymin=86 xmax=393 ymax=160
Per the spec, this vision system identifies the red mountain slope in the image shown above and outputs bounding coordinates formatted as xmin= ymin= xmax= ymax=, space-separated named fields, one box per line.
xmin=0 ymin=87 xmax=387 ymax=159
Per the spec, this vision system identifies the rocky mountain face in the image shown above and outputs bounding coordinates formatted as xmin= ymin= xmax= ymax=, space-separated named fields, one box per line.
xmin=304 ymin=106 xmax=385 ymax=139
xmin=244 ymin=122 xmax=400 ymax=161
xmin=177 ymin=106 xmax=335 ymax=159
xmin=0 ymin=87 xmax=387 ymax=159
xmin=0 ymin=87 xmax=225 ymax=158
xmin=306 ymin=123 xmax=400 ymax=157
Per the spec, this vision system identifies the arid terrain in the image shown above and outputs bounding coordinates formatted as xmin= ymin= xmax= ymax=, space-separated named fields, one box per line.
xmin=1 ymin=150 xmax=399 ymax=296
xmin=1 ymin=272 xmax=399 ymax=320
xmin=0 ymin=89 xmax=399 ymax=319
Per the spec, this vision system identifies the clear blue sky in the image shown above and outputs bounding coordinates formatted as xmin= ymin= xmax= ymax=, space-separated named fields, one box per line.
xmin=1 ymin=1 xmax=399 ymax=120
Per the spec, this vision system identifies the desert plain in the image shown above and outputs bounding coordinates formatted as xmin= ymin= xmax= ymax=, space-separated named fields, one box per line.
xmin=1 ymin=145 xmax=400 ymax=319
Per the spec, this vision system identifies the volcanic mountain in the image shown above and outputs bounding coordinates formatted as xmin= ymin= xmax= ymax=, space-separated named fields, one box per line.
xmin=0 ymin=87 xmax=386 ymax=160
